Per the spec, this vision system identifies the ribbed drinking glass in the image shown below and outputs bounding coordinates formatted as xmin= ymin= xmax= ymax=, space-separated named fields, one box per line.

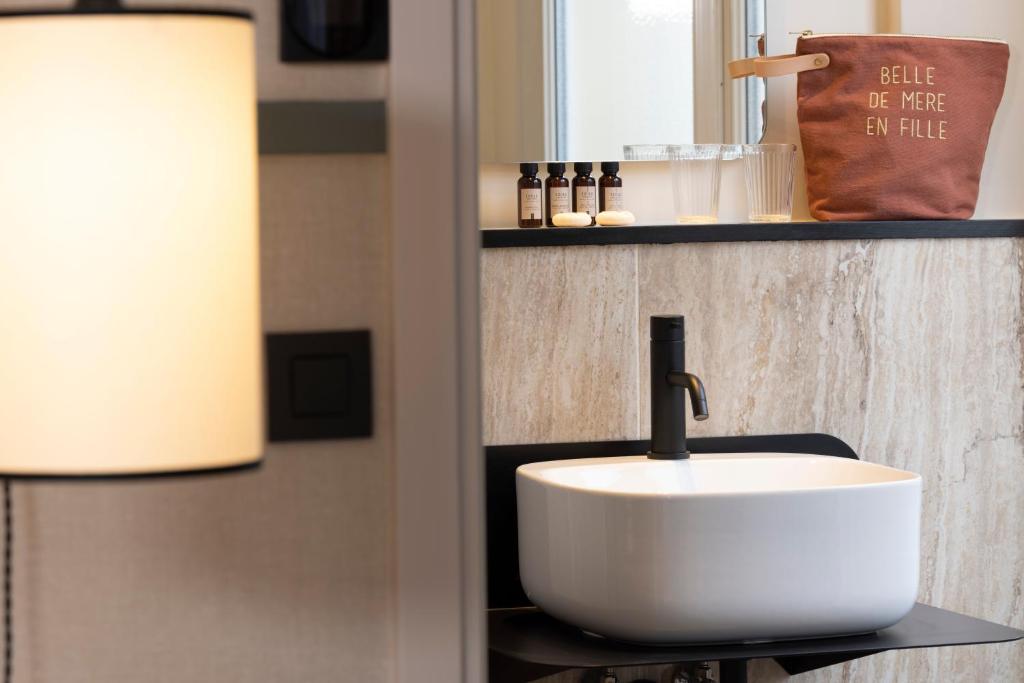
xmin=671 ymin=145 xmax=723 ymax=224
xmin=742 ymin=143 xmax=797 ymax=222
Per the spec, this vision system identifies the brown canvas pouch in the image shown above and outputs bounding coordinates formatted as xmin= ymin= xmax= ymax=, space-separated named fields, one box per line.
xmin=731 ymin=34 xmax=1009 ymax=221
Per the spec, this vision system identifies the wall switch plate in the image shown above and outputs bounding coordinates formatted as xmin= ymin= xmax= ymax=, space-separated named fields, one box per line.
xmin=266 ymin=330 xmax=373 ymax=442
xmin=281 ymin=0 xmax=389 ymax=62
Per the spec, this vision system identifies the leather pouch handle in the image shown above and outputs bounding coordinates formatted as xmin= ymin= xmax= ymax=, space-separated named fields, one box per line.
xmin=728 ymin=52 xmax=830 ymax=79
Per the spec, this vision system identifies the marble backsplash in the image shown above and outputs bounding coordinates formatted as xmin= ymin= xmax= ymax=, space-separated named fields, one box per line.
xmin=481 ymin=238 xmax=1024 ymax=682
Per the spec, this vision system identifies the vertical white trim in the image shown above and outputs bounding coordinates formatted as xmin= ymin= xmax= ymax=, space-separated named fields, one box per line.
xmin=721 ymin=0 xmax=746 ymax=144
xmin=541 ymin=0 xmax=558 ymax=160
xmin=692 ymin=0 xmax=724 ymax=143
xmin=454 ymin=0 xmax=486 ymax=679
xmin=390 ymin=0 xmax=483 ymax=680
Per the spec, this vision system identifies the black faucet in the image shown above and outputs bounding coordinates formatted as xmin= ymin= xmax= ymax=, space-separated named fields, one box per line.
xmin=649 ymin=315 xmax=708 ymax=460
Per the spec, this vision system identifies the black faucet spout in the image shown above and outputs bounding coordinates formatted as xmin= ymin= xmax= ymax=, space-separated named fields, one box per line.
xmin=668 ymin=372 xmax=709 ymax=421
xmin=649 ymin=315 xmax=708 ymax=460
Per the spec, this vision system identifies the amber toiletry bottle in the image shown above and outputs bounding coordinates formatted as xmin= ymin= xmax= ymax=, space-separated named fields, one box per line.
xmin=544 ymin=162 xmax=570 ymax=227
xmin=517 ymin=162 xmax=543 ymax=228
xmin=571 ymin=162 xmax=597 ymax=226
xmin=599 ymin=161 xmax=623 ymax=212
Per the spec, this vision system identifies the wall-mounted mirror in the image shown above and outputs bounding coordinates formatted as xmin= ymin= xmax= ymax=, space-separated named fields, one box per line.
xmin=477 ymin=0 xmax=766 ymax=163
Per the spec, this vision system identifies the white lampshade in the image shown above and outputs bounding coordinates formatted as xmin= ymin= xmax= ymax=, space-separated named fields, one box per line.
xmin=0 ymin=8 xmax=263 ymax=476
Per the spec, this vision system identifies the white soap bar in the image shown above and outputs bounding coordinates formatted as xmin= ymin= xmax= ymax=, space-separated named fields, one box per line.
xmin=596 ymin=210 xmax=636 ymax=226
xmin=551 ymin=212 xmax=593 ymax=227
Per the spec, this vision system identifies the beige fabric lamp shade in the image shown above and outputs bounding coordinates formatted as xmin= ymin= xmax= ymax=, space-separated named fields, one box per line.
xmin=0 ymin=6 xmax=263 ymax=476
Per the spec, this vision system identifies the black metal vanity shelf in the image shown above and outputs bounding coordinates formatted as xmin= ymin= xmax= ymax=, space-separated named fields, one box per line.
xmin=485 ymin=434 xmax=1024 ymax=683
xmin=480 ymin=218 xmax=1024 ymax=249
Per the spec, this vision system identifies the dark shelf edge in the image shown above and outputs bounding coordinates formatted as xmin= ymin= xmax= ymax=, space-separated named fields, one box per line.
xmin=480 ymin=219 xmax=1024 ymax=249
xmin=488 ymin=604 xmax=1024 ymax=683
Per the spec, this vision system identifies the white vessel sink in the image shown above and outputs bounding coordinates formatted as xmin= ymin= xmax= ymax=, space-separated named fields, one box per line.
xmin=516 ymin=453 xmax=921 ymax=644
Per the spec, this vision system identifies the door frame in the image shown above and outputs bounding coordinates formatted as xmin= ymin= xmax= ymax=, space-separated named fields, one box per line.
xmin=390 ymin=0 xmax=485 ymax=680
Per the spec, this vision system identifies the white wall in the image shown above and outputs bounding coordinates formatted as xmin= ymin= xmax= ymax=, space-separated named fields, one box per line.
xmin=562 ymin=0 xmax=695 ymax=160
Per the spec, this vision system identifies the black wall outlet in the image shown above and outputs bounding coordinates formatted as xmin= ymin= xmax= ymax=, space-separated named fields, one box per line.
xmin=266 ymin=330 xmax=373 ymax=442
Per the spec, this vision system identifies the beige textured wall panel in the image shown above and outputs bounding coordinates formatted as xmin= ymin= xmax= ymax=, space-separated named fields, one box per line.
xmin=12 ymin=155 xmax=394 ymax=682
xmin=260 ymin=155 xmax=392 ymax=331
xmin=637 ymin=238 xmax=1024 ymax=681
xmin=18 ymin=447 xmax=393 ymax=683
xmin=483 ymin=238 xmax=1023 ymax=680
xmin=481 ymin=246 xmax=640 ymax=445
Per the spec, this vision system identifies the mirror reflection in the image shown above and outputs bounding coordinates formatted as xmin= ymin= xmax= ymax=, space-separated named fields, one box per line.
xmin=477 ymin=0 xmax=766 ymax=163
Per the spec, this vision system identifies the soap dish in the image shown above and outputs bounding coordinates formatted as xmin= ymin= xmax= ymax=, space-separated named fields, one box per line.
xmin=623 ymin=144 xmax=743 ymax=161
xmin=623 ymin=144 xmax=680 ymax=161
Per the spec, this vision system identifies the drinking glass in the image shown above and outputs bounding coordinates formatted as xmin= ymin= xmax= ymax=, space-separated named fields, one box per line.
xmin=742 ymin=143 xmax=797 ymax=222
xmin=670 ymin=144 xmax=723 ymax=224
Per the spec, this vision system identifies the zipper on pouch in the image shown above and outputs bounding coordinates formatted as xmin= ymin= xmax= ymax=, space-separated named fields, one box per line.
xmin=793 ymin=29 xmax=1006 ymax=44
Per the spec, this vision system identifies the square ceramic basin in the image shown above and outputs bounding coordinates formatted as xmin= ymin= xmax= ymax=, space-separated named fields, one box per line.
xmin=516 ymin=453 xmax=921 ymax=644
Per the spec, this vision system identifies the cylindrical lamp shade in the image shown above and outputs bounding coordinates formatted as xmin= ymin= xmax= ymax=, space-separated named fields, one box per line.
xmin=0 ymin=11 xmax=263 ymax=476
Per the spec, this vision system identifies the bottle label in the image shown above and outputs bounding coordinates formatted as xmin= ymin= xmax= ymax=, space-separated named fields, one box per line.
xmin=575 ymin=186 xmax=597 ymax=216
xmin=520 ymin=188 xmax=542 ymax=221
xmin=550 ymin=187 xmax=570 ymax=216
xmin=603 ymin=187 xmax=624 ymax=211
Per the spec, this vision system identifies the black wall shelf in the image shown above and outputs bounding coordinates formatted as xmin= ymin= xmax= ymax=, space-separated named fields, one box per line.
xmin=480 ymin=219 xmax=1024 ymax=249
xmin=489 ymin=604 xmax=1024 ymax=683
